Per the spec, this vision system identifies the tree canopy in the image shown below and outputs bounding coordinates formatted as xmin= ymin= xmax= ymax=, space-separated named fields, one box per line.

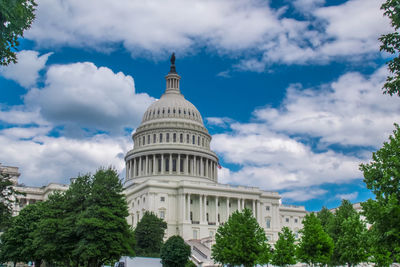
xmin=0 ymin=167 xmax=135 ymax=267
xmin=297 ymin=213 xmax=333 ymax=267
xmin=360 ymin=124 xmax=400 ymax=265
xmin=160 ymin=235 xmax=191 ymax=267
xmin=211 ymin=208 xmax=268 ymax=267
xmin=271 ymin=226 xmax=297 ymax=267
xmin=0 ymin=0 xmax=37 ymax=65
xmin=134 ymin=211 xmax=167 ymax=257
xmin=380 ymin=0 xmax=400 ymax=96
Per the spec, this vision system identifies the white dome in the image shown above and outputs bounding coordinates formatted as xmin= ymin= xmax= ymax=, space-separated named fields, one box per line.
xmin=141 ymin=91 xmax=204 ymax=125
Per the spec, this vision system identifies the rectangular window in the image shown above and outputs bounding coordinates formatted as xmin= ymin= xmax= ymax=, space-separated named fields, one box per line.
xmin=286 ymin=218 xmax=289 ymax=223
xmin=165 ymin=158 xmax=169 ymax=172
xmin=160 ymin=197 xmax=165 ymax=202
xmin=266 ymin=206 xmax=270 ymax=211
xmin=295 ymin=218 xmax=298 ymax=223
xmin=172 ymin=159 xmax=177 ymax=172
xmin=266 ymin=218 xmax=271 ymax=229
xmin=193 ymin=229 xmax=198 ymax=239
xmin=160 ymin=211 xmax=165 ymax=219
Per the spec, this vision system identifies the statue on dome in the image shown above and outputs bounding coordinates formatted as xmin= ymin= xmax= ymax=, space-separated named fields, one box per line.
xmin=170 ymin=53 xmax=176 ymax=65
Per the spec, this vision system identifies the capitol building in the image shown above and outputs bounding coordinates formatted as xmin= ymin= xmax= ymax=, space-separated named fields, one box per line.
xmin=2 ymin=57 xmax=306 ymax=264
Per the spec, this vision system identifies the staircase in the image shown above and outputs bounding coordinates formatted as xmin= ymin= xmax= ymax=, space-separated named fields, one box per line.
xmin=186 ymin=237 xmax=218 ymax=267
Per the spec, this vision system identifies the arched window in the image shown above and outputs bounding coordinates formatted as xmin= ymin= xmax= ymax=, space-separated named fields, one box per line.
xmin=147 ymin=135 xmax=150 ymax=144
xmin=153 ymin=134 xmax=156 ymax=143
xmin=173 ymin=133 xmax=176 ymax=142
xmin=160 ymin=133 xmax=163 ymax=142
xmin=143 ymin=136 xmax=145 ymax=145
xmin=186 ymin=134 xmax=189 ymax=143
xmin=166 ymin=133 xmax=170 ymax=142
xmin=180 ymin=133 xmax=183 ymax=143
xmin=198 ymin=136 xmax=200 ymax=145
xmin=192 ymin=135 xmax=195 ymax=144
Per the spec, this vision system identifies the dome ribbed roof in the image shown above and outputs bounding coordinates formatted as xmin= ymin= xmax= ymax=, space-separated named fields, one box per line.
xmin=141 ymin=92 xmax=204 ymax=125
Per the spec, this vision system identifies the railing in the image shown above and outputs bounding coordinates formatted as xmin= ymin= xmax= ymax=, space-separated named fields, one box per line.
xmin=193 ymin=246 xmax=207 ymax=259
xmin=192 ymin=220 xmax=200 ymax=224
xmin=281 ymin=204 xmax=305 ymax=210
xmin=208 ymin=222 xmax=216 ymax=225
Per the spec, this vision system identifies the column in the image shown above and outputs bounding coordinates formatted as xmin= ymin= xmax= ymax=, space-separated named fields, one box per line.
xmin=252 ymin=199 xmax=255 ymax=216
xmin=199 ymin=195 xmax=203 ymax=223
xmin=226 ymin=197 xmax=230 ymax=219
xmin=185 ymin=155 xmax=189 ymax=175
xmin=169 ymin=154 xmax=172 ymax=174
xmin=200 ymin=157 xmax=204 ymax=176
xmin=206 ymin=159 xmax=209 ymax=178
xmin=161 ymin=154 xmax=164 ymax=174
xmin=178 ymin=154 xmax=181 ymax=174
xmin=145 ymin=155 xmax=149 ymax=176
xmin=188 ymin=193 xmax=191 ymax=222
xmin=257 ymin=200 xmax=261 ymax=223
xmin=139 ymin=157 xmax=142 ymax=176
xmin=153 ymin=155 xmax=156 ymax=175
xmin=133 ymin=159 xmax=136 ymax=178
xmin=183 ymin=193 xmax=186 ymax=221
xmin=193 ymin=156 xmax=197 ymax=176
xmin=215 ymin=196 xmax=219 ymax=225
xmin=242 ymin=199 xmax=245 ymax=210
xmin=237 ymin=198 xmax=241 ymax=211
xmin=126 ymin=161 xmax=129 ymax=179
xmin=204 ymin=195 xmax=207 ymax=223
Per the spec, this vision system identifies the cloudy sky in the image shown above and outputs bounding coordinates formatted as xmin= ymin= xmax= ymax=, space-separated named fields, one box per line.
xmin=1 ymin=0 xmax=398 ymax=211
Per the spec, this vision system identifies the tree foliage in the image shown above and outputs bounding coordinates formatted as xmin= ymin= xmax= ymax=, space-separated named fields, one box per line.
xmin=160 ymin=235 xmax=191 ymax=267
xmin=297 ymin=213 xmax=333 ymax=267
xmin=360 ymin=124 xmax=400 ymax=265
xmin=0 ymin=167 xmax=135 ymax=267
xmin=0 ymin=0 xmax=37 ymax=65
xmin=271 ymin=227 xmax=297 ymax=267
xmin=211 ymin=209 xmax=268 ymax=267
xmin=317 ymin=206 xmax=334 ymax=234
xmin=0 ymin=202 xmax=45 ymax=266
xmin=134 ymin=211 xmax=167 ymax=257
xmin=380 ymin=0 xmax=400 ymax=96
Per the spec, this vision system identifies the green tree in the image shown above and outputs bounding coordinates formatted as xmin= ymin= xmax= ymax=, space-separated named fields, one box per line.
xmin=329 ymin=199 xmax=359 ymax=266
xmin=360 ymin=124 xmax=400 ymax=265
xmin=0 ymin=202 xmax=45 ymax=266
xmin=160 ymin=235 xmax=191 ymax=267
xmin=336 ymin=213 xmax=369 ymax=267
xmin=271 ymin=227 xmax=297 ymax=267
xmin=0 ymin=0 xmax=37 ymax=65
xmin=0 ymin=168 xmax=24 ymax=230
xmin=211 ymin=208 xmax=268 ymax=267
xmin=297 ymin=213 xmax=333 ymax=267
xmin=317 ymin=206 xmax=334 ymax=234
xmin=134 ymin=211 xmax=167 ymax=257
xmin=74 ymin=168 xmax=135 ymax=267
xmin=379 ymin=0 xmax=400 ymax=96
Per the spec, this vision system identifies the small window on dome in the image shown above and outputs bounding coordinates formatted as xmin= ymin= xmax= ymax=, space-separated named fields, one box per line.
xmin=168 ymin=108 xmax=170 ymax=114
xmin=143 ymin=136 xmax=145 ymax=145
xmin=147 ymin=135 xmax=150 ymax=144
xmin=184 ymin=109 xmax=186 ymax=115
xmin=162 ymin=109 xmax=165 ymax=114
xmin=192 ymin=135 xmax=195 ymax=144
xmin=153 ymin=110 xmax=155 ymax=115
xmin=166 ymin=133 xmax=170 ymax=142
xmin=160 ymin=133 xmax=163 ymax=142
xmin=188 ymin=111 xmax=191 ymax=116
xmin=202 ymin=138 xmax=204 ymax=147
xmin=187 ymin=134 xmax=189 ymax=143
xmin=173 ymin=109 xmax=176 ymax=114
xmin=179 ymin=109 xmax=181 ymax=114
xmin=158 ymin=109 xmax=160 ymax=115
xmin=198 ymin=136 xmax=200 ymax=145
xmin=153 ymin=134 xmax=156 ymax=143
xmin=180 ymin=134 xmax=183 ymax=143
xmin=173 ymin=133 xmax=176 ymax=142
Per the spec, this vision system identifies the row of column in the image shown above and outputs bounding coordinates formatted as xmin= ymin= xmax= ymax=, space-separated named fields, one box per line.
xmin=182 ymin=193 xmax=260 ymax=225
xmin=126 ymin=154 xmax=218 ymax=180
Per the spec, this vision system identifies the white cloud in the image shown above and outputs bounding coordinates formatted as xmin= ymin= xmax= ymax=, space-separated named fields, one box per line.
xmin=335 ymin=191 xmax=358 ymax=200
xmin=0 ymin=106 xmax=48 ymax=125
xmin=0 ymin=127 xmax=129 ymax=186
xmin=24 ymin=0 xmax=389 ymax=69
xmin=0 ymin=50 xmax=52 ymax=88
xmin=254 ymin=66 xmax=400 ymax=147
xmin=24 ymin=62 xmax=155 ymax=134
xmin=281 ymin=188 xmax=328 ymax=201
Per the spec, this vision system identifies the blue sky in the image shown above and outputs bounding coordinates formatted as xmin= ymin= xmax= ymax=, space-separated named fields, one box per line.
xmin=1 ymin=0 xmax=399 ymax=211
